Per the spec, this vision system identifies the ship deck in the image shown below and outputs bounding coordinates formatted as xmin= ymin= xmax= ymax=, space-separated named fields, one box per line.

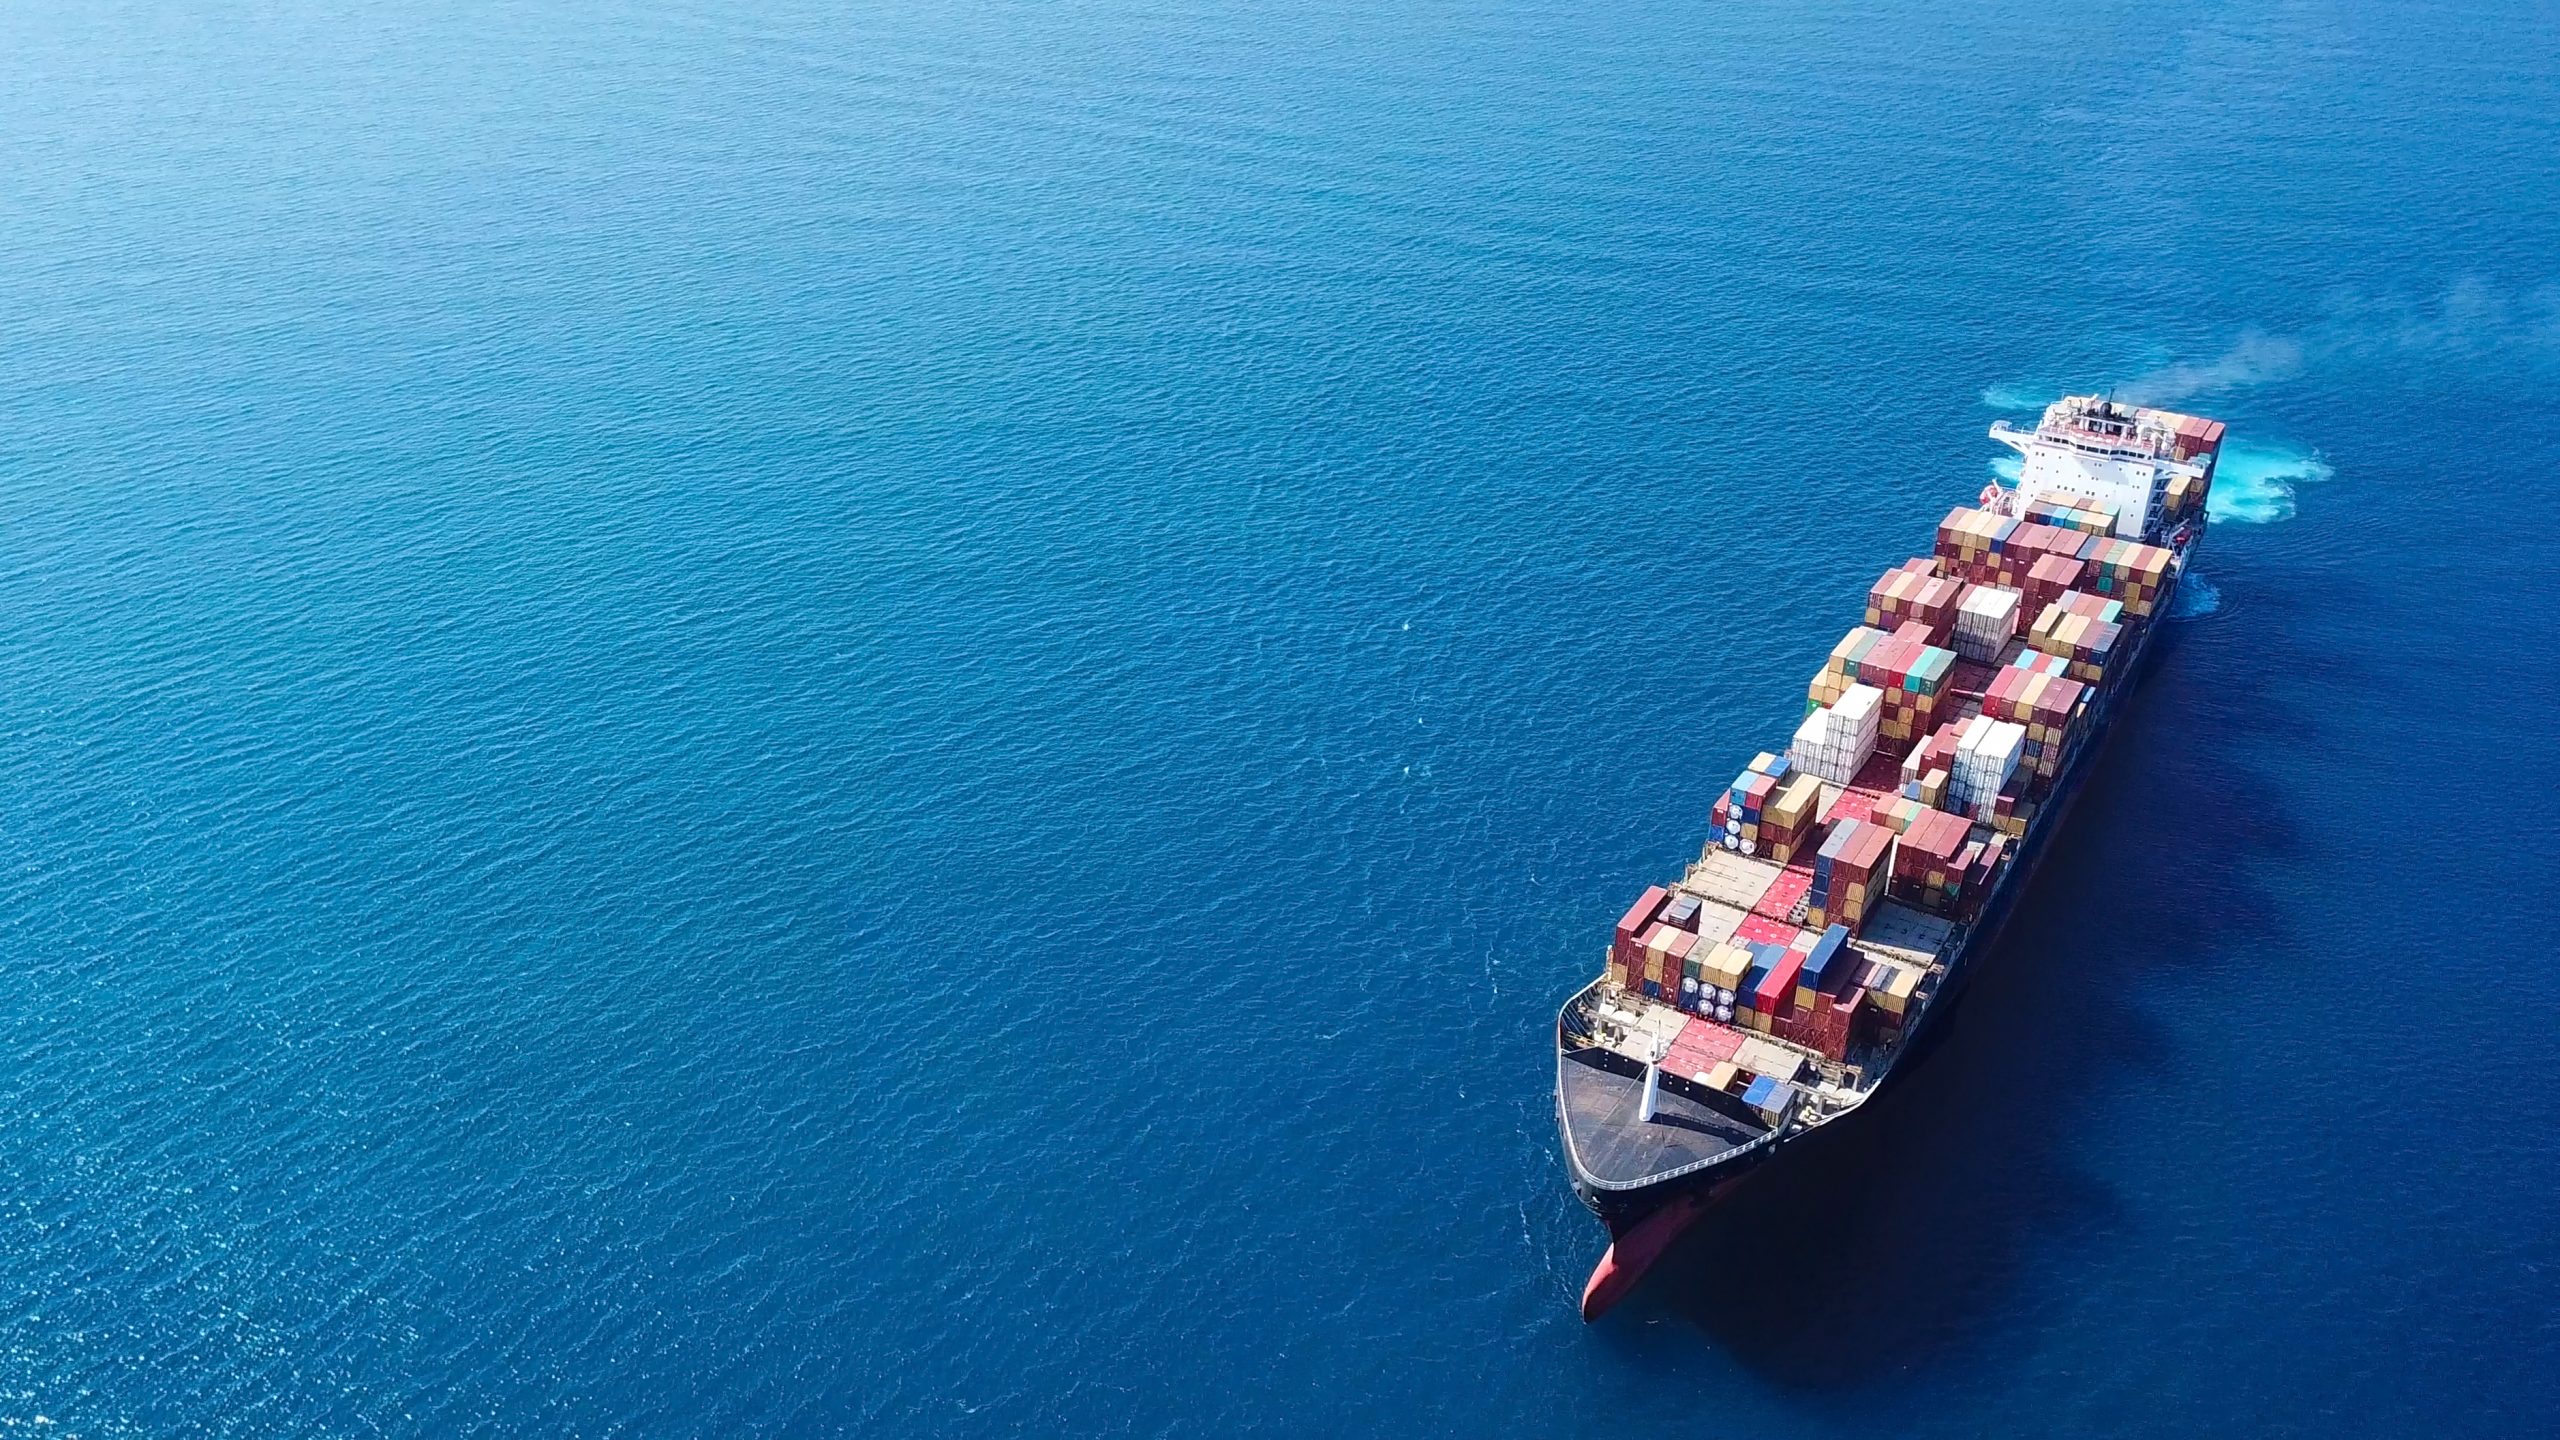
xmin=1558 ymin=1048 xmax=1766 ymax=1188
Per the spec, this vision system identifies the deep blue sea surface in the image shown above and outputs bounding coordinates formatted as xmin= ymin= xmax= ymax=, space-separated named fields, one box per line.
xmin=2 ymin=1 xmax=2556 ymax=1433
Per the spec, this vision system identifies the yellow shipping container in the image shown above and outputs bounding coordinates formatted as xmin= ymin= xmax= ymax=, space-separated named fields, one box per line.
xmin=1769 ymin=774 xmax=1822 ymax=827
xmin=1889 ymin=968 xmax=1921 ymax=1009
xmin=1867 ymin=964 xmax=1906 ymax=1015
xmin=1866 ymin=965 xmax=1920 ymax=1015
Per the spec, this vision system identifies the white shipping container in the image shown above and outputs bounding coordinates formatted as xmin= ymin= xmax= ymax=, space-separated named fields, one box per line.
xmin=1789 ymin=697 xmax=1878 ymax=784
xmin=1975 ymin=719 xmax=2025 ymax=767
xmin=1833 ymin=684 xmax=1884 ymax=734
xmin=1953 ymin=585 xmax=2021 ymax=663
xmin=1948 ymin=717 xmax=2024 ymax=815
xmin=1793 ymin=708 xmax=1833 ymax=751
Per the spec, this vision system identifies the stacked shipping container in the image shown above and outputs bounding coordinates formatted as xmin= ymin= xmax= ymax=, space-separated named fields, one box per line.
xmin=1935 ymin=507 xmax=2097 ymax=590
xmin=2080 ymin=537 xmax=2174 ymax=618
xmin=1951 ymin=583 xmax=2021 ymax=662
xmin=1868 ymin=624 xmax=1956 ymax=744
xmin=2009 ymin=648 xmax=2069 ymax=680
xmin=1811 ymin=625 xmax=1955 ymax=739
xmin=1669 ymin=928 xmax=1874 ymax=1063
xmin=1859 ymin=957 xmax=1922 ymax=1030
xmin=1808 ymin=628 xmax=1884 ymax=709
xmin=1936 ymin=506 xmax=2184 ymax=628
xmin=1947 ymin=715 xmax=2025 ymax=818
xmin=1867 ymin=793 xmax=1927 ymax=834
xmin=1592 ymin=427 xmax=2206 ymax=1083
xmin=1890 ymin=807 xmax=1973 ymax=914
xmin=1901 ymin=717 xmax=1967 ymax=792
xmin=1789 ymin=685 xmax=1881 ymax=784
xmin=2028 ymin=602 xmax=2122 ymax=682
xmin=1714 ymin=753 xmax=1824 ymax=862
xmin=1694 ymin=941 xmax=1749 ymax=1022
xmin=1808 ymin=819 xmax=1892 ymax=933
xmin=2023 ymin=553 xmax=2085 ymax=620
xmin=2022 ymin=495 xmax=2117 ymax=535
xmin=2051 ymin=590 xmax=2125 ymax=626
xmin=1980 ymin=665 xmax=2087 ymax=782
xmin=1608 ymin=886 xmax=1668 ymax=992
xmin=1935 ymin=507 xmax=2014 ymax=582
xmin=2161 ymin=473 xmax=2203 ymax=524
xmin=1864 ymin=559 xmax=1962 ymax=644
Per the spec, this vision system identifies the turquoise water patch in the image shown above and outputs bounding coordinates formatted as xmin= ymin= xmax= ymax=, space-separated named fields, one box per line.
xmin=1980 ymin=383 xmax=2054 ymax=412
xmin=2168 ymin=572 xmax=2224 ymax=620
xmin=2208 ymin=441 xmax=2333 ymax=524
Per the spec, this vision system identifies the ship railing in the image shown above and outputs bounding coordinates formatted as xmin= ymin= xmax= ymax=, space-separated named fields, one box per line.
xmin=2010 ymin=411 xmax=2180 ymax=460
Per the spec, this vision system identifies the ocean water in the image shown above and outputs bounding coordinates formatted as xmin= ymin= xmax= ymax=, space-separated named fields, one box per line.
xmin=2 ymin=0 xmax=2556 ymax=1433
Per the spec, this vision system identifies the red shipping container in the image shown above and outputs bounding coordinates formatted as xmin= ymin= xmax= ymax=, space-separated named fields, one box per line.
xmin=1773 ymin=1003 xmax=1820 ymax=1051
xmin=1734 ymin=913 xmax=1796 ymax=948
xmin=1613 ymin=885 xmax=1668 ymax=968
xmin=1752 ymin=946 xmax=1805 ymax=1014
xmin=2024 ymin=553 xmax=2084 ymax=617
xmin=1752 ymin=866 xmax=1813 ymax=922
xmin=1825 ymin=787 xmax=1881 ymax=828
xmin=1895 ymin=808 xmax=1970 ymax=871
xmin=1663 ymin=1017 xmax=1745 ymax=1076
xmin=1629 ymin=922 xmax=1667 ymax=981
xmin=1869 ymin=564 xmax=1961 ymax=644
xmin=1832 ymin=987 xmax=1869 ymax=1055
xmin=1772 ymin=986 xmax=1861 ymax=1060
xmin=1663 ymin=929 xmax=1697 ymax=977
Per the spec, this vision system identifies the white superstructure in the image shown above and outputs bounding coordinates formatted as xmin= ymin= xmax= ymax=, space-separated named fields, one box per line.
xmin=1990 ymin=395 xmax=2221 ymax=540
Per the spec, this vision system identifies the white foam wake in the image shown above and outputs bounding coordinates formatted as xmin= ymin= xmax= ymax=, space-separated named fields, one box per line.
xmin=2207 ymin=442 xmax=2333 ymax=525
xmin=2167 ymin=572 xmax=2223 ymax=621
xmin=1979 ymin=383 xmax=2055 ymax=413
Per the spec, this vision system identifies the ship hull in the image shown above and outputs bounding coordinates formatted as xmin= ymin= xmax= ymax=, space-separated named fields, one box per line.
xmin=1558 ymin=531 xmax=2199 ymax=1316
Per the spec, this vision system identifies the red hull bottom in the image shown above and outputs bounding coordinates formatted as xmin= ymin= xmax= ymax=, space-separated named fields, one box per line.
xmin=1579 ymin=1189 xmax=1708 ymax=1321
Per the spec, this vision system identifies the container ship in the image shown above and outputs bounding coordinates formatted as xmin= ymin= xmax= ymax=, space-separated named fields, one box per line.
xmin=1555 ymin=394 xmax=2227 ymax=1321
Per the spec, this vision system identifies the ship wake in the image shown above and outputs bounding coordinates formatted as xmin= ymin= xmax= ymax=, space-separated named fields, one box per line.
xmin=2206 ymin=441 xmax=2331 ymax=525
